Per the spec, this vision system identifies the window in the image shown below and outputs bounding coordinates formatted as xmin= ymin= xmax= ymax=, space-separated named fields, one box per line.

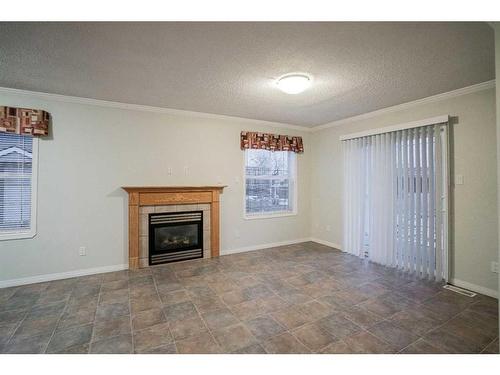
xmin=0 ymin=133 xmax=38 ymax=240
xmin=244 ymin=149 xmax=296 ymax=218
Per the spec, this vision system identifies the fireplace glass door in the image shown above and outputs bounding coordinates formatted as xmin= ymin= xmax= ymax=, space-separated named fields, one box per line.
xmin=149 ymin=211 xmax=203 ymax=265
xmin=154 ymin=224 xmax=200 ymax=251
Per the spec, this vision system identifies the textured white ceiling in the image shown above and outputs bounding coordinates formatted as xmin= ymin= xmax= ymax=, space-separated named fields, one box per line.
xmin=0 ymin=22 xmax=494 ymax=127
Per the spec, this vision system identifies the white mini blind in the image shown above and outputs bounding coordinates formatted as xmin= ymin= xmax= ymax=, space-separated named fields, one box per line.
xmin=0 ymin=133 xmax=34 ymax=235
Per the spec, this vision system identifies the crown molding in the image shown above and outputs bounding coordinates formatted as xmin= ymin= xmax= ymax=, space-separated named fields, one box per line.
xmin=1 ymin=80 xmax=494 ymax=133
xmin=311 ymin=80 xmax=496 ymax=132
xmin=0 ymin=86 xmax=312 ymax=133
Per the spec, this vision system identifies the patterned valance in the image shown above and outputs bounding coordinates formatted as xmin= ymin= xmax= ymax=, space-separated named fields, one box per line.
xmin=240 ymin=131 xmax=304 ymax=153
xmin=0 ymin=106 xmax=50 ymax=137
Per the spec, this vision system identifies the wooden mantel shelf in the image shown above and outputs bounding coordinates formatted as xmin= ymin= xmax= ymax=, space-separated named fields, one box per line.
xmin=122 ymin=186 xmax=226 ymax=193
xmin=122 ymin=185 xmax=226 ymax=269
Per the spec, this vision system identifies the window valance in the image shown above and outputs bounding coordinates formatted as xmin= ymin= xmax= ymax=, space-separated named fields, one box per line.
xmin=240 ymin=131 xmax=304 ymax=153
xmin=0 ymin=106 xmax=50 ymax=137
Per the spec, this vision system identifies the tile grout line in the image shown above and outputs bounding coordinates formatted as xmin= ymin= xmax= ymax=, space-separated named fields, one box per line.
xmin=42 ymin=284 xmax=74 ymax=353
xmin=269 ymin=287 xmax=320 ymax=353
xmin=155 ymin=266 xmax=192 ymax=352
xmin=468 ymin=297 xmax=499 ymax=353
xmin=223 ymin=252 xmax=347 ymax=352
xmin=1 ymin=284 xmax=41 ymax=352
xmin=190 ymin=297 xmax=225 ymax=353
xmin=360 ymin=296 xmax=458 ymax=353
xmin=396 ymin=338 xmax=424 ymax=354
xmin=220 ymin=267 xmax=283 ymax=351
xmin=219 ymin=261 xmax=325 ymax=353
xmin=393 ymin=299 xmax=483 ymax=354
xmin=480 ymin=336 xmax=499 ymax=353
xmin=1 ymin=284 xmax=50 ymax=351
xmin=87 ymin=276 xmax=105 ymax=354
xmin=301 ymin=275 xmax=395 ymax=353
xmin=298 ymin=273 xmax=446 ymax=354
xmin=126 ymin=276 xmax=135 ymax=354
xmin=329 ymin=272 xmax=495 ymax=354
xmin=180 ymin=269 xmax=233 ymax=353
xmin=2 ymin=310 xmax=30 ymax=352
xmin=187 ymin=262 xmax=290 ymax=352
xmin=150 ymin=269 xmax=176 ymax=354
xmin=173 ymin=251 xmax=488 ymax=354
xmin=207 ymin=275 xmax=276 ymax=353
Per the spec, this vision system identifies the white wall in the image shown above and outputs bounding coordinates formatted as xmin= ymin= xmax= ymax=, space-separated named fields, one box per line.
xmin=0 ymin=84 xmax=498 ymax=297
xmin=0 ymin=91 xmax=311 ymax=283
xmin=310 ymin=87 xmax=499 ymax=296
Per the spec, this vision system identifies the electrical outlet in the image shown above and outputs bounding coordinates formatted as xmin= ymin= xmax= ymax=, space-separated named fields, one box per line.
xmin=455 ymin=174 xmax=464 ymax=185
xmin=234 ymin=230 xmax=240 ymax=239
xmin=326 ymin=225 xmax=331 ymax=232
xmin=184 ymin=166 xmax=189 ymax=176
xmin=491 ymin=261 xmax=499 ymax=274
xmin=167 ymin=167 xmax=172 ymax=176
xmin=79 ymin=246 xmax=86 ymax=256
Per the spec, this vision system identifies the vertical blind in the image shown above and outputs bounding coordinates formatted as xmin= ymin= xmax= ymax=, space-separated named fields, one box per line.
xmin=342 ymin=122 xmax=448 ymax=281
xmin=0 ymin=132 xmax=34 ymax=234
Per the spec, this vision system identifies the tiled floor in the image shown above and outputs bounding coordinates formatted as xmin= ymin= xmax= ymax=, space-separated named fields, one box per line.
xmin=0 ymin=241 xmax=498 ymax=354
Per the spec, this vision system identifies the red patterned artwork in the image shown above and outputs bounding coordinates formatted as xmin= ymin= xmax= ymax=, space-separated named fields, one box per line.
xmin=240 ymin=131 xmax=304 ymax=153
xmin=0 ymin=106 xmax=50 ymax=137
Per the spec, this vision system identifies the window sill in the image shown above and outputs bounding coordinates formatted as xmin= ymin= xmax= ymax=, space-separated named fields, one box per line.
xmin=0 ymin=230 xmax=36 ymax=241
xmin=244 ymin=211 xmax=297 ymax=220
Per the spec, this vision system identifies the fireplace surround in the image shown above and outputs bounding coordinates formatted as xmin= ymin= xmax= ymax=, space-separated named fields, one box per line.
xmin=122 ymin=186 xmax=225 ymax=269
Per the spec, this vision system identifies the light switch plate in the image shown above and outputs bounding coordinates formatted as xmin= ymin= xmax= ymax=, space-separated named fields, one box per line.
xmin=455 ymin=174 xmax=464 ymax=185
xmin=491 ymin=261 xmax=499 ymax=274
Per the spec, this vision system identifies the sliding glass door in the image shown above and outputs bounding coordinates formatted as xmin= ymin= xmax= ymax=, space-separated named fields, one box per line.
xmin=343 ymin=120 xmax=449 ymax=281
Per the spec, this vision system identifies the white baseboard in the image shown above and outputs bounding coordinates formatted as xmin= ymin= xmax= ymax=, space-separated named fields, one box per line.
xmin=221 ymin=238 xmax=312 ymax=256
xmin=310 ymin=237 xmax=342 ymax=250
xmin=449 ymin=278 xmax=498 ymax=299
xmin=1 ymin=238 xmax=321 ymax=288
xmin=0 ymin=264 xmax=129 ymax=289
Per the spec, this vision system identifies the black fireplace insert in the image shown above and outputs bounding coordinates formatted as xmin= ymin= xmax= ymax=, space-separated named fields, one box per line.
xmin=148 ymin=210 xmax=203 ymax=265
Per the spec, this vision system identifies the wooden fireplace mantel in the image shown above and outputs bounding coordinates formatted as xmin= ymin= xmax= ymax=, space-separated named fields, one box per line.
xmin=122 ymin=186 xmax=226 ymax=269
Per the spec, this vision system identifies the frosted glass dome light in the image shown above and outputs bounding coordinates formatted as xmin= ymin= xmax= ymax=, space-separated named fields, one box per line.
xmin=276 ymin=74 xmax=312 ymax=94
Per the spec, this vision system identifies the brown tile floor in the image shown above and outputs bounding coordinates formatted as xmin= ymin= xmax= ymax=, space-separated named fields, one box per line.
xmin=0 ymin=241 xmax=498 ymax=354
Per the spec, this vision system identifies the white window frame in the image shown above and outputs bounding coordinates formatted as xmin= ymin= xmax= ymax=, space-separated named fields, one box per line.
xmin=243 ymin=149 xmax=298 ymax=220
xmin=0 ymin=137 xmax=39 ymax=241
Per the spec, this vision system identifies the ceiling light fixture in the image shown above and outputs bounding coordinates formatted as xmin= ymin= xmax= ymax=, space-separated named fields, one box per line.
xmin=276 ymin=73 xmax=312 ymax=94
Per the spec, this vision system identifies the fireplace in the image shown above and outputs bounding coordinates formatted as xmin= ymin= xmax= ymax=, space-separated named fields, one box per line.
xmin=148 ymin=211 xmax=203 ymax=265
xmin=122 ymin=186 xmax=225 ymax=269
